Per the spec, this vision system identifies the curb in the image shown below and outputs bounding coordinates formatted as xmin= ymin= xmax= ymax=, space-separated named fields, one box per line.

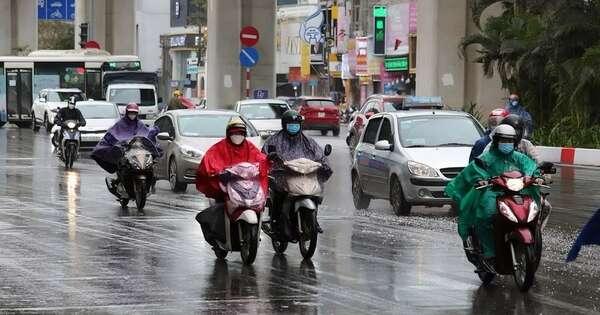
xmin=538 ymin=146 xmax=600 ymax=167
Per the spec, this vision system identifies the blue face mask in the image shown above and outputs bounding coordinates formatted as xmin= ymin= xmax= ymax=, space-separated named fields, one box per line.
xmin=498 ymin=143 xmax=514 ymax=155
xmin=510 ymin=100 xmax=519 ymax=107
xmin=286 ymin=123 xmax=301 ymax=135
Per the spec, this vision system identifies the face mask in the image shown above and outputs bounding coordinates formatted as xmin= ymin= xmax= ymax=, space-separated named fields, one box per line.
xmin=127 ymin=114 xmax=137 ymax=121
xmin=230 ymin=134 xmax=245 ymax=145
xmin=286 ymin=123 xmax=301 ymax=135
xmin=68 ymin=104 xmax=75 ymax=109
xmin=511 ymin=100 xmax=519 ymax=107
xmin=498 ymin=143 xmax=514 ymax=155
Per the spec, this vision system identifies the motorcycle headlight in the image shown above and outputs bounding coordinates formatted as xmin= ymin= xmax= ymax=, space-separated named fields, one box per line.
xmin=180 ymin=145 xmax=204 ymax=159
xmin=407 ymin=161 xmax=439 ymax=177
xmin=527 ymin=202 xmax=540 ymax=223
xmin=499 ymin=201 xmax=519 ymax=223
xmin=506 ymin=178 xmax=524 ymax=192
xmin=66 ymin=122 xmax=77 ymax=129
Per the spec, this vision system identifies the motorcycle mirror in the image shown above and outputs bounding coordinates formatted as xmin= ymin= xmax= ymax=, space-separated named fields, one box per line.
xmin=156 ymin=132 xmax=173 ymax=141
xmin=324 ymin=144 xmax=332 ymax=156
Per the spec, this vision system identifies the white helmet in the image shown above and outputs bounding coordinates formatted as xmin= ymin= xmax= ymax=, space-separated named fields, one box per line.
xmin=492 ymin=124 xmax=517 ymax=147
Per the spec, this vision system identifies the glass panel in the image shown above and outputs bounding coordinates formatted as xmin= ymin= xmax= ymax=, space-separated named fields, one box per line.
xmin=398 ymin=116 xmax=483 ymax=148
xmin=78 ymin=104 xmax=119 ymax=119
xmin=85 ymin=70 xmax=102 ymax=100
xmin=239 ymin=103 xmax=288 ymax=119
xmin=109 ymin=88 xmax=155 ymax=106
xmin=363 ymin=117 xmax=382 ymax=144
xmin=6 ymin=71 xmax=17 ymax=117
xmin=0 ymin=67 xmax=5 ymax=123
xmin=178 ymin=114 xmax=258 ymax=137
xmin=19 ymin=71 xmax=33 ymax=116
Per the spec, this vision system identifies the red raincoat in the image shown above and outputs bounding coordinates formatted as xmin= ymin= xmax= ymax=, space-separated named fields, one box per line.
xmin=196 ymin=138 xmax=270 ymax=200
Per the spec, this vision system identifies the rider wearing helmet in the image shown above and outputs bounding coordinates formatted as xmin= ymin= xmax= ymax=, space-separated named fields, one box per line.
xmin=506 ymin=93 xmax=534 ymax=138
xmin=261 ymin=110 xmax=333 ymax=236
xmin=487 ymin=114 xmax=541 ymax=165
xmin=446 ymin=124 xmax=541 ymax=266
xmin=469 ymin=108 xmax=509 ymax=162
xmin=54 ymin=95 xmax=87 ymax=154
xmin=168 ymin=89 xmax=186 ymax=111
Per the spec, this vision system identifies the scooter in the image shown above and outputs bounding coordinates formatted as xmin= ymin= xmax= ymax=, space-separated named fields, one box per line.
xmin=263 ymin=144 xmax=332 ymax=260
xmin=211 ymin=162 xmax=266 ymax=265
xmin=108 ymin=136 xmax=159 ymax=211
xmin=465 ymin=160 xmax=555 ymax=292
xmin=52 ymin=120 xmax=81 ymax=169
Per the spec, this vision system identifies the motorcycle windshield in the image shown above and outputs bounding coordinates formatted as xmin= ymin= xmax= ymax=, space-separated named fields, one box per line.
xmin=127 ymin=136 xmax=160 ymax=157
xmin=284 ymin=158 xmax=322 ymax=175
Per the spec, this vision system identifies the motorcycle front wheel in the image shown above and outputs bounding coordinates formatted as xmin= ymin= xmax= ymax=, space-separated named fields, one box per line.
xmin=239 ymin=221 xmax=259 ymax=265
xmin=512 ymin=242 xmax=536 ymax=292
xmin=134 ymin=179 xmax=147 ymax=211
xmin=63 ymin=145 xmax=71 ymax=169
xmin=271 ymin=238 xmax=288 ymax=254
xmin=68 ymin=144 xmax=77 ymax=168
xmin=299 ymin=210 xmax=318 ymax=259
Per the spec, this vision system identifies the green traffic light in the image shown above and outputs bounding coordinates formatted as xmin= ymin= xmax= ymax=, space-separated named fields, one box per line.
xmin=373 ymin=6 xmax=387 ymax=17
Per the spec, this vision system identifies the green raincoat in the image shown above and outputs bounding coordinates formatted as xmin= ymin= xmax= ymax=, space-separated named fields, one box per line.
xmin=445 ymin=148 xmax=541 ymax=257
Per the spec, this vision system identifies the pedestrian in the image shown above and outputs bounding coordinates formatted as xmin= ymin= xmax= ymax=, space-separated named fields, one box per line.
xmin=167 ymin=89 xmax=186 ymax=111
xmin=505 ymin=93 xmax=534 ymax=139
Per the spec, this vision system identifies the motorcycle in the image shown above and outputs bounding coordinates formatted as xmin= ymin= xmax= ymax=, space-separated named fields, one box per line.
xmin=52 ymin=120 xmax=81 ymax=169
xmin=263 ymin=144 xmax=332 ymax=260
xmin=208 ymin=162 xmax=266 ymax=265
xmin=465 ymin=159 xmax=555 ymax=292
xmin=108 ymin=136 xmax=159 ymax=211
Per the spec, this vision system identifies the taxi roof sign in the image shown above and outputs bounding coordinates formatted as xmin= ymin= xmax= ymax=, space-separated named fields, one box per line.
xmin=403 ymin=96 xmax=444 ymax=109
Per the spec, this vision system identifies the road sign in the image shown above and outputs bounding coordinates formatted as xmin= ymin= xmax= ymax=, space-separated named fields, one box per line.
xmin=187 ymin=57 xmax=198 ymax=65
xmin=239 ymin=47 xmax=260 ymax=68
xmin=38 ymin=0 xmax=75 ymax=21
xmin=300 ymin=6 xmax=324 ymax=45
xmin=253 ymin=89 xmax=268 ymax=99
xmin=240 ymin=26 xmax=260 ymax=47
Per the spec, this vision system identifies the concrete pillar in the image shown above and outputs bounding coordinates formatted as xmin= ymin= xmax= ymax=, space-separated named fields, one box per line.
xmin=74 ymin=0 xmax=87 ymax=48
xmin=0 ymin=0 xmax=12 ymax=55
xmin=89 ymin=0 xmax=107 ymax=49
xmin=15 ymin=0 xmax=37 ymax=53
xmin=241 ymin=0 xmax=276 ymax=100
xmin=106 ymin=0 xmax=135 ymax=55
xmin=206 ymin=0 xmax=242 ymax=109
xmin=416 ymin=0 xmax=439 ymax=97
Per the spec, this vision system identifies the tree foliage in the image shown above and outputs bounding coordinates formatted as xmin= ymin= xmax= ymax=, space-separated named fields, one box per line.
xmin=38 ymin=21 xmax=74 ymax=50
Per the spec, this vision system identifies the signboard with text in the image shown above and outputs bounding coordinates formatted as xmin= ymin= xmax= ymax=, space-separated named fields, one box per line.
xmin=38 ymin=0 xmax=75 ymax=21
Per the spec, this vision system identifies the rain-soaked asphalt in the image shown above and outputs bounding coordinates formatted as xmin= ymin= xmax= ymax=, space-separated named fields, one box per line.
xmin=0 ymin=125 xmax=599 ymax=314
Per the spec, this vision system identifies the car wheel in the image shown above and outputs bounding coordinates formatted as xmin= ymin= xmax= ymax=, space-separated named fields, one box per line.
xmin=390 ymin=176 xmax=411 ymax=216
xmin=31 ymin=114 xmax=39 ymax=132
xmin=44 ymin=113 xmax=52 ymax=133
xmin=169 ymin=158 xmax=187 ymax=193
xmin=332 ymin=128 xmax=340 ymax=137
xmin=352 ymin=171 xmax=370 ymax=209
xmin=320 ymin=130 xmax=328 ymax=136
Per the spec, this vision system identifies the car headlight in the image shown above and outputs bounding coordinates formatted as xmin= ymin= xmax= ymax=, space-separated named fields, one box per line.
xmin=146 ymin=113 xmax=157 ymax=119
xmin=180 ymin=145 xmax=204 ymax=159
xmin=527 ymin=202 xmax=540 ymax=223
xmin=407 ymin=161 xmax=439 ymax=177
xmin=66 ymin=122 xmax=77 ymax=129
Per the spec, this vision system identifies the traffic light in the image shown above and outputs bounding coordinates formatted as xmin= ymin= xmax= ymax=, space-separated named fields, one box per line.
xmin=373 ymin=6 xmax=386 ymax=55
xmin=79 ymin=23 xmax=89 ymax=48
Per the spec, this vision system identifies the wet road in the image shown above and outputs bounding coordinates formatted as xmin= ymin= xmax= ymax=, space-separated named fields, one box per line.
xmin=0 ymin=125 xmax=599 ymax=314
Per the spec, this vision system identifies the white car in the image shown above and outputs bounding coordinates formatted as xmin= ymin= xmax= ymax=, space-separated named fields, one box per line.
xmin=234 ymin=99 xmax=291 ymax=139
xmin=32 ymin=88 xmax=85 ymax=133
xmin=76 ymin=101 xmax=121 ymax=148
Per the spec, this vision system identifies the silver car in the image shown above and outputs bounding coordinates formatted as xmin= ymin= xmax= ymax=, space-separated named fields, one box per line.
xmin=351 ymin=110 xmax=484 ymax=215
xmin=154 ymin=110 xmax=262 ymax=192
xmin=77 ymin=101 xmax=121 ymax=149
xmin=234 ymin=99 xmax=290 ymax=139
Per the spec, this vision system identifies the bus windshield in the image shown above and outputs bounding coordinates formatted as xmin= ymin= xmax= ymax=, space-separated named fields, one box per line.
xmin=109 ymin=88 xmax=155 ymax=106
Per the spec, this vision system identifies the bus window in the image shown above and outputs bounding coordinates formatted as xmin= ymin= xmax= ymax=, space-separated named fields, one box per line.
xmin=101 ymin=61 xmax=141 ymax=72
xmin=0 ymin=67 xmax=5 ymax=125
xmin=34 ymin=63 xmax=84 ymax=94
xmin=85 ymin=69 xmax=102 ymax=100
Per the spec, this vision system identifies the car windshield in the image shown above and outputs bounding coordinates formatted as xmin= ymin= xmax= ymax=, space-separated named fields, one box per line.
xmin=305 ymin=100 xmax=336 ymax=108
xmin=78 ymin=104 xmax=119 ymax=119
xmin=383 ymin=102 xmax=403 ymax=111
xmin=49 ymin=92 xmax=84 ymax=102
xmin=178 ymin=114 xmax=258 ymax=137
xmin=239 ymin=103 xmax=288 ymax=119
xmin=109 ymin=88 xmax=155 ymax=106
xmin=398 ymin=116 xmax=483 ymax=148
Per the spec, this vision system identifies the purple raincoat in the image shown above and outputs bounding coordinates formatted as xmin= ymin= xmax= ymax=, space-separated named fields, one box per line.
xmin=91 ymin=117 xmax=159 ymax=173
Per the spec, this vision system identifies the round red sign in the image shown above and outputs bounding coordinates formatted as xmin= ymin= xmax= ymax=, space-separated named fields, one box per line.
xmin=240 ymin=26 xmax=259 ymax=47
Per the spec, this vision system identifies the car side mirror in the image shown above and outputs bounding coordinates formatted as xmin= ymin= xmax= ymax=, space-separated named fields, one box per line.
xmin=324 ymin=144 xmax=332 ymax=156
xmin=539 ymin=161 xmax=556 ymax=174
xmin=374 ymin=140 xmax=392 ymax=151
xmin=156 ymin=132 xmax=173 ymax=141
xmin=39 ymin=97 xmax=46 ymax=103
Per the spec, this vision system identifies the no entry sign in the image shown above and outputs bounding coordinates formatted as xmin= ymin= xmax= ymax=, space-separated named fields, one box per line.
xmin=240 ymin=26 xmax=260 ymax=47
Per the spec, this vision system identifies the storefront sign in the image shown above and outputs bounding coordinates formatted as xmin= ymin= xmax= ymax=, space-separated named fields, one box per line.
xmin=409 ymin=2 xmax=417 ymax=34
xmin=355 ymin=37 xmax=368 ymax=76
xmin=170 ymin=35 xmax=187 ymax=47
xmin=384 ymin=56 xmax=409 ymax=71
xmin=386 ymin=3 xmax=410 ymax=56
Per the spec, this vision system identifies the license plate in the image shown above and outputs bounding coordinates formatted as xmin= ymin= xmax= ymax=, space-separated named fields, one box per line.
xmin=318 ymin=112 xmax=325 ymax=118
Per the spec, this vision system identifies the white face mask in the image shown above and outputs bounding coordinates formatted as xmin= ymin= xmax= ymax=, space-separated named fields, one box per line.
xmin=230 ymin=134 xmax=245 ymax=145
xmin=127 ymin=114 xmax=137 ymax=121
xmin=68 ymin=104 xmax=75 ymax=109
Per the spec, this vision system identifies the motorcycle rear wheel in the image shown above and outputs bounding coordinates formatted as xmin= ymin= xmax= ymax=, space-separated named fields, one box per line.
xmin=120 ymin=198 xmax=129 ymax=209
xmin=213 ymin=247 xmax=228 ymax=260
xmin=134 ymin=179 xmax=147 ymax=211
xmin=240 ymin=221 xmax=259 ymax=265
xmin=512 ymin=242 xmax=536 ymax=292
xmin=271 ymin=239 xmax=288 ymax=254
xmin=299 ymin=211 xmax=318 ymax=259
xmin=477 ymin=271 xmax=495 ymax=285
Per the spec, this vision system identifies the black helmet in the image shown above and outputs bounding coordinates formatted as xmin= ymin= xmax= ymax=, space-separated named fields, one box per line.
xmin=492 ymin=124 xmax=518 ymax=148
xmin=68 ymin=95 xmax=80 ymax=106
xmin=500 ymin=114 xmax=524 ymax=142
xmin=281 ymin=110 xmax=304 ymax=129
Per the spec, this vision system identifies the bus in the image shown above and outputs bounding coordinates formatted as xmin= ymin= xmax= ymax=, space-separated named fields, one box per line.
xmin=0 ymin=49 xmax=141 ymax=128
